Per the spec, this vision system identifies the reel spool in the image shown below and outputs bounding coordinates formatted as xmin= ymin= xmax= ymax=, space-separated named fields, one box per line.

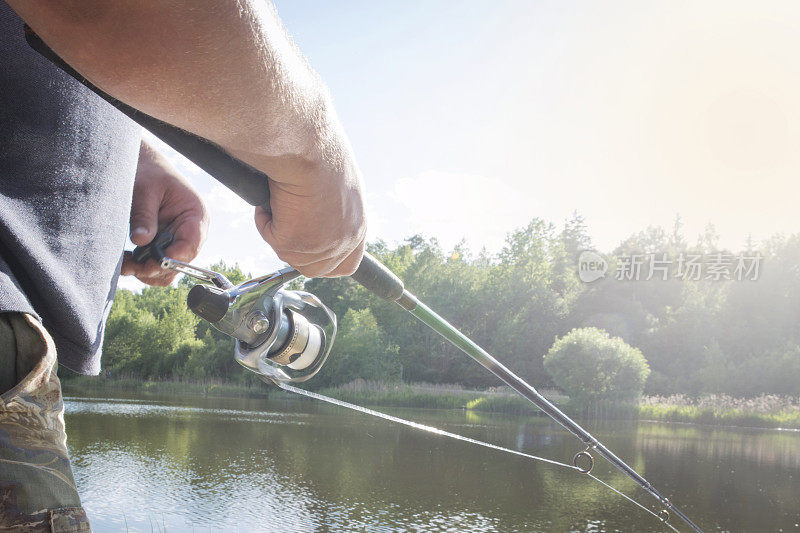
xmin=186 ymin=272 xmax=337 ymax=383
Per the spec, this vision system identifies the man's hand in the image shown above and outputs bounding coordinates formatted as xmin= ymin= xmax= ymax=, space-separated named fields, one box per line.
xmin=253 ymin=153 xmax=366 ymax=278
xmin=121 ymin=140 xmax=209 ymax=286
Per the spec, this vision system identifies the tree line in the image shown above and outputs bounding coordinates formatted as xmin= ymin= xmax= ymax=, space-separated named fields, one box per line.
xmin=93 ymin=214 xmax=800 ymax=397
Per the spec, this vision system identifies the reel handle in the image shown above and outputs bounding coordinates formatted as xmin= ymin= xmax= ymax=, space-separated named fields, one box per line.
xmin=131 ymin=228 xmax=173 ymax=264
xmin=26 ymin=27 xmax=406 ymax=299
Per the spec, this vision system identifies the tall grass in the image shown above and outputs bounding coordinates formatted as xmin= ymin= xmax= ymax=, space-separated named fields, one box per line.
xmin=638 ymin=394 xmax=800 ymax=429
xmin=319 ymin=381 xmax=482 ymax=409
xmin=464 ymin=395 xmax=542 ymax=415
xmin=319 ymin=380 xmax=564 ymax=414
xmin=61 ymin=375 xmax=270 ymax=398
xmin=60 ymin=374 xmax=800 ymax=429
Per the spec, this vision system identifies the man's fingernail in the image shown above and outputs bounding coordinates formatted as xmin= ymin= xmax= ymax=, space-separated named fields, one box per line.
xmin=131 ymin=227 xmax=150 ymax=238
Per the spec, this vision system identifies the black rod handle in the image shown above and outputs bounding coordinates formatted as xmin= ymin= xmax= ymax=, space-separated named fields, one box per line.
xmin=349 ymin=253 xmax=405 ymax=301
xmin=25 ymin=26 xmax=405 ymax=298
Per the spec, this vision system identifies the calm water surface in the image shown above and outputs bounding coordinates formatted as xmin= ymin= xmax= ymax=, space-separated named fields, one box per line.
xmin=63 ymin=392 xmax=800 ymax=532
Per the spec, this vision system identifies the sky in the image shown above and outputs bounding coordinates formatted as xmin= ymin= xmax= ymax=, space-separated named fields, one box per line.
xmin=122 ymin=0 xmax=800 ymax=290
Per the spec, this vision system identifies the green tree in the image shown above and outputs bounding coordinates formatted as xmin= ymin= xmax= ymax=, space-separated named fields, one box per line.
xmin=544 ymin=327 xmax=650 ymax=404
xmin=489 ymin=219 xmax=575 ymax=386
xmin=98 ymin=222 xmax=800 ymax=399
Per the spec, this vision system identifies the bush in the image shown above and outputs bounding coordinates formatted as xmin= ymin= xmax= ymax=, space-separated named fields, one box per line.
xmin=543 ymin=327 xmax=650 ymax=404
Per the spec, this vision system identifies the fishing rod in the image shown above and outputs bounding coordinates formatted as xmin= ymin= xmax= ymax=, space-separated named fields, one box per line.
xmin=27 ymin=28 xmax=704 ymax=533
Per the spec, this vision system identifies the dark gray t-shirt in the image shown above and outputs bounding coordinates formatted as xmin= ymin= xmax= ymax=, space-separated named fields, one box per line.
xmin=1 ymin=4 xmax=141 ymax=374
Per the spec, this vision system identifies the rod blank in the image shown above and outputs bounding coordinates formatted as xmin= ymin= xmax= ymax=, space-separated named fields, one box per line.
xmin=404 ymin=298 xmax=704 ymax=533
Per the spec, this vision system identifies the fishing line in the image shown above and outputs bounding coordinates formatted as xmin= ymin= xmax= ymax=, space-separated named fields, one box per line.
xmin=276 ymin=381 xmax=682 ymax=532
xmin=27 ymin=26 xmax=704 ymax=533
xmin=587 ymin=474 xmax=682 ymax=533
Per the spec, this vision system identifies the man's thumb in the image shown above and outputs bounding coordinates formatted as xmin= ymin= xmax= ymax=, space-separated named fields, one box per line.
xmin=129 ymin=187 xmax=160 ymax=246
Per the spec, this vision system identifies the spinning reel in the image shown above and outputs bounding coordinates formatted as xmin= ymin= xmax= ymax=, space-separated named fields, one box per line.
xmin=132 ymin=229 xmax=336 ymax=383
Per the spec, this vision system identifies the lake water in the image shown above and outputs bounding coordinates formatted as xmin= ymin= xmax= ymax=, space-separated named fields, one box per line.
xmin=63 ymin=392 xmax=800 ymax=532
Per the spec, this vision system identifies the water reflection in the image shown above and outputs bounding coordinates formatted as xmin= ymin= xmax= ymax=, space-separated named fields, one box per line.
xmin=64 ymin=394 xmax=800 ymax=532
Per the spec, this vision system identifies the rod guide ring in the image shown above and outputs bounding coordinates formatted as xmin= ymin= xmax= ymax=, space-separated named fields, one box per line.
xmin=572 ymin=450 xmax=594 ymax=474
xmin=658 ymin=509 xmax=670 ymax=522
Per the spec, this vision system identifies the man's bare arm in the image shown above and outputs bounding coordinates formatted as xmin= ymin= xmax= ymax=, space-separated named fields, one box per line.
xmin=8 ymin=0 xmax=365 ymax=277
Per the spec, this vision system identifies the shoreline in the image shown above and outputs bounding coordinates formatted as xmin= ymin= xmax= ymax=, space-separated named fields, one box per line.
xmin=61 ymin=376 xmax=800 ymax=430
xmin=61 ymin=375 xmax=271 ymax=399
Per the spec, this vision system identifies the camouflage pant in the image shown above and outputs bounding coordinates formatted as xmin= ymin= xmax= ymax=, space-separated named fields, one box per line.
xmin=0 ymin=313 xmax=90 ymax=532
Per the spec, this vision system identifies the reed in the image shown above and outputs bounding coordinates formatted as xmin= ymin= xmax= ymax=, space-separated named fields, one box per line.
xmin=61 ymin=375 xmax=270 ymax=398
xmin=637 ymin=394 xmax=800 ymax=429
xmin=318 ymin=383 xmax=480 ymax=410
xmin=319 ymin=380 xmax=564 ymax=414
xmin=62 ymin=374 xmax=799 ymax=428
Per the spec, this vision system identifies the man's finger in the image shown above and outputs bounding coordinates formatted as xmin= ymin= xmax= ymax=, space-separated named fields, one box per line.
xmin=324 ymin=238 xmax=366 ymax=278
xmin=162 ymin=215 xmax=205 ymax=264
xmin=121 ymin=251 xmax=164 ymax=279
xmin=254 ymin=206 xmax=273 ymax=236
xmin=288 ymin=239 xmax=364 ymax=278
xmin=134 ymin=270 xmax=176 ymax=287
xmin=142 ymin=272 xmax=177 ymax=287
xmin=120 ymin=251 xmax=136 ymax=276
